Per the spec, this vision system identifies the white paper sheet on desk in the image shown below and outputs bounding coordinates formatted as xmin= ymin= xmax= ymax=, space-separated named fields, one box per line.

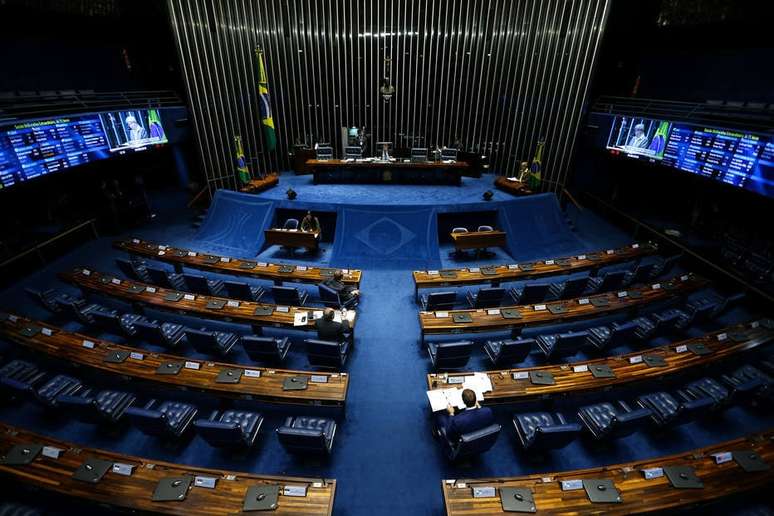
xmin=293 ymin=312 xmax=308 ymax=326
xmin=426 ymin=388 xmax=466 ymax=412
xmin=462 ymin=372 xmax=493 ymax=400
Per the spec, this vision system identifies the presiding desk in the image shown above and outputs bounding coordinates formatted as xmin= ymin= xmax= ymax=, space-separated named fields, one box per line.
xmin=115 ymin=238 xmax=361 ymax=287
xmin=418 ymin=273 xmax=707 ymax=343
xmin=264 ymin=228 xmax=320 ymax=252
xmin=494 ymin=175 xmax=533 ymax=196
xmin=412 ymin=242 xmax=658 ymax=299
xmin=0 ymin=423 xmax=337 ymax=515
xmin=238 ymin=173 xmax=279 ymax=194
xmin=443 ymin=429 xmax=774 ymax=515
xmin=306 ymin=158 xmax=469 ymax=185
xmin=451 ymin=230 xmax=507 ymax=252
xmin=427 ymin=320 xmax=773 ymax=404
xmin=60 ymin=268 xmax=357 ymax=337
xmin=0 ymin=313 xmax=349 ymax=407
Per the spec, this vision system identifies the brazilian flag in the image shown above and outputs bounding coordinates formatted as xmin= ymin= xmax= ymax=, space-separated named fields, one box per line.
xmin=256 ymin=48 xmax=276 ymax=152
xmin=147 ymin=109 xmax=165 ymax=140
xmin=528 ymin=140 xmax=545 ymax=190
xmin=234 ymin=135 xmax=251 ymax=184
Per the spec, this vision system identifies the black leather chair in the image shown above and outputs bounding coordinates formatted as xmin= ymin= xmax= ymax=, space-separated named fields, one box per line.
xmin=242 ymin=336 xmax=291 ymax=363
xmin=185 ymin=328 xmax=239 ymax=356
xmin=183 ymin=273 xmax=225 ymax=296
xmin=509 ymin=282 xmax=551 ymax=305
xmin=586 ymin=270 xmax=628 ymax=293
xmin=585 ymin=320 xmax=638 ymax=351
xmin=195 ymin=409 xmax=264 ymax=449
xmin=277 ymin=416 xmax=337 ymax=456
xmin=441 ymin=423 xmax=501 ymax=461
xmin=651 ymin=254 xmax=682 ymax=278
xmin=125 ymin=399 xmax=198 ymax=439
xmin=624 ymin=262 xmax=655 ymax=286
xmin=420 ymin=291 xmax=457 ymax=311
xmin=223 ymin=280 xmax=265 ymax=302
xmin=466 ymin=287 xmax=506 ymax=308
xmin=535 ymin=330 xmax=589 ymax=359
xmin=577 ymin=400 xmax=652 ymax=440
xmin=56 ymin=388 xmax=136 ymax=425
xmin=146 ymin=265 xmax=186 ymax=290
xmin=34 ymin=374 xmax=82 ymax=408
xmin=677 ymin=377 xmax=732 ymax=411
xmin=272 ymin=285 xmax=309 ymax=306
xmin=483 ymin=338 xmax=533 ymax=366
xmin=305 ymin=339 xmax=349 ymax=369
xmin=512 ymin=411 xmax=582 ymax=450
xmin=115 ymin=258 xmax=150 ymax=282
xmin=548 ymin=276 xmax=589 ymax=300
xmin=319 ymin=283 xmax=357 ymax=309
xmin=636 ymin=391 xmax=713 ymax=427
xmin=426 ymin=340 xmax=474 ymax=371
xmin=132 ymin=319 xmax=186 ymax=348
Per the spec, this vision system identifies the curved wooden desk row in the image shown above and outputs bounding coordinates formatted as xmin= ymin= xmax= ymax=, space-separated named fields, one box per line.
xmin=443 ymin=429 xmax=774 ymax=515
xmin=493 ymin=175 xmax=533 ymax=196
xmin=428 ymin=320 xmax=774 ymax=404
xmin=412 ymin=241 xmax=658 ymax=295
xmin=418 ymin=273 xmax=707 ymax=342
xmin=0 ymin=314 xmax=348 ymax=407
xmin=0 ymin=423 xmax=336 ymax=515
xmin=115 ymin=238 xmax=362 ymax=287
xmin=59 ymin=268 xmax=357 ymax=335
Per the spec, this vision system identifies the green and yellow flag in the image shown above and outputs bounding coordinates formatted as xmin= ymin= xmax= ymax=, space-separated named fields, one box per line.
xmin=234 ymin=135 xmax=251 ymax=184
xmin=256 ymin=48 xmax=276 ymax=152
xmin=527 ymin=140 xmax=544 ymax=190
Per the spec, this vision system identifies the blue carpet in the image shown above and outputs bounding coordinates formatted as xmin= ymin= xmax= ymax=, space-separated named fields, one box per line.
xmin=0 ymin=184 xmax=772 ymax=515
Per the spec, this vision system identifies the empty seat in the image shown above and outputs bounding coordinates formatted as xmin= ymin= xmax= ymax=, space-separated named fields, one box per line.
xmin=115 ymin=258 xmax=150 ymax=282
xmin=125 ymin=399 xmax=198 ymax=439
xmin=441 ymin=423 xmax=501 ymax=461
xmin=426 ymin=341 xmax=474 ymax=370
xmin=483 ymin=338 xmax=533 ymax=366
xmin=117 ymin=313 xmax=145 ymax=337
xmin=242 ymin=335 xmax=291 ymax=363
xmin=651 ymin=254 xmax=681 ymax=278
xmin=548 ymin=276 xmax=589 ymax=300
xmin=674 ymin=301 xmax=716 ymax=329
xmin=0 ymin=360 xmax=45 ymax=398
xmin=577 ymin=400 xmax=652 ymax=440
xmin=56 ymin=388 xmax=136 ymax=424
xmin=420 ymin=291 xmax=457 ymax=311
xmin=319 ymin=283 xmax=357 ymax=309
xmin=145 ymin=266 xmax=186 ymax=290
xmin=624 ymin=262 xmax=656 ymax=286
xmin=722 ymin=365 xmax=773 ymax=402
xmin=636 ymin=391 xmax=713 ymax=427
xmin=305 ymin=339 xmax=349 ymax=369
xmin=223 ymin=280 xmax=265 ymax=302
xmin=277 ymin=416 xmax=337 ymax=455
xmin=183 ymin=273 xmax=225 ymax=296
xmin=586 ymin=270 xmax=627 ymax=293
xmin=650 ymin=308 xmax=685 ymax=333
xmin=24 ymin=288 xmax=68 ymax=313
xmin=585 ymin=320 xmax=638 ymax=351
xmin=272 ymin=285 xmax=309 ymax=306
xmin=477 ymin=225 xmax=494 ymax=232
xmin=632 ymin=316 xmax=657 ymax=340
xmin=535 ymin=330 xmax=589 ymax=359
xmin=513 ymin=411 xmax=582 ymax=450
xmin=57 ymin=298 xmax=101 ymax=325
xmin=195 ymin=409 xmax=264 ymax=449
xmin=132 ymin=319 xmax=186 ymax=348
xmin=451 ymin=227 xmax=468 ymax=234
xmin=509 ymin=283 xmax=551 ymax=305
xmin=283 ymin=218 xmax=299 ymax=230
xmin=185 ymin=328 xmax=239 ymax=356
xmin=678 ymin=377 xmax=731 ymax=410
xmin=89 ymin=306 xmax=124 ymax=334
xmin=450 ymin=227 xmax=469 ymax=258
xmin=466 ymin=287 xmax=506 ymax=308
xmin=35 ymin=374 xmax=82 ymax=408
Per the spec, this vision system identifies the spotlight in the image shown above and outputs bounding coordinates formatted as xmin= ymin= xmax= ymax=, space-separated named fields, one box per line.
xmin=286 ymin=188 xmax=297 ymax=200
xmin=483 ymin=190 xmax=494 ymax=201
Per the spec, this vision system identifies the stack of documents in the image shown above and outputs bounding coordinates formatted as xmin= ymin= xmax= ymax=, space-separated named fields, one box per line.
xmin=426 ymin=372 xmax=493 ymax=412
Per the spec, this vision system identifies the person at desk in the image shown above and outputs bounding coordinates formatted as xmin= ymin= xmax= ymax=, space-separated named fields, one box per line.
xmin=434 ymin=388 xmax=494 ymax=441
xmin=300 ymin=210 xmax=321 ymax=235
xmin=322 ymin=270 xmax=361 ymax=303
xmin=315 ymin=307 xmax=350 ymax=341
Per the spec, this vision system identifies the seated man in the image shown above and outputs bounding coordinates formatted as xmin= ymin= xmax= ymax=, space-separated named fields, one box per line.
xmin=300 ymin=210 xmax=321 ymax=235
xmin=315 ymin=307 xmax=350 ymax=342
xmin=322 ymin=270 xmax=360 ymax=302
xmin=434 ymin=388 xmax=494 ymax=441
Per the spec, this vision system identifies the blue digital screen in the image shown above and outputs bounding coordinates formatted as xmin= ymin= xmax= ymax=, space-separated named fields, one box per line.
xmin=0 ymin=109 xmax=167 ymax=190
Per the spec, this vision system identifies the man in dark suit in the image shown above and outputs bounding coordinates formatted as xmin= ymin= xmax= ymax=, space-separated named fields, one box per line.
xmin=434 ymin=388 xmax=494 ymax=442
xmin=321 ymin=270 xmax=360 ymax=303
xmin=315 ymin=307 xmax=350 ymax=342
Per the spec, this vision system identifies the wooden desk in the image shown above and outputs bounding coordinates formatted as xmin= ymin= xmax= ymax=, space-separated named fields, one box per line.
xmin=451 ymin=230 xmax=507 ymax=251
xmin=115 ymin=238 xmax=361 ymax=287
xmin=443 ymin=429 xmax=774 ymax=515
xmin=427 ymin=320 xmax=773 ymax=404
xmin=59 ymin=268 xmax=357 ymax=337
xmin=412 ymin=242 xmax=658 ymax=300
xmin=306 ymin=159 xmax=469 ymax=185
xmin=0 ymin=423 xmax=336 ymax=515
xmin=264 ymin=229 xmax=320 ymax=252
xmin=418 ymin=273 xmax=707 ymax=343
xmin=0 ymin=314 xmax=348 ymax=408
xmin=494 ymin=175 xmax=533 ymax=196
xmin=238 ymin=173 xmax=279 ymax=193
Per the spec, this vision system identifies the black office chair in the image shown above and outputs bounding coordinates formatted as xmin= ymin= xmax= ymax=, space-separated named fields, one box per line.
xmin=242 ymin=336 xmax=291 ymax=363
xmin=466 ymin=287 xmax=506 ymax=308
xmin=183 ymin=273 xmax=225 ymax=296
xmin=450 ymin=227 xmax=469 ymax=259
xmin=441 ymin=423 xmax=501 ymax=461
xmin=272 ymin=285 xmax=309 ymax=306
xmin=475 ymin=225 xmax=495 ymax=257
xmin=125 ymin=398 xmax=198 ymax=439
xmin=512 ymin=411 xmax=582 ymax=451
xmin=223 ymin=280 xmax=265 ymax=302
xmin=509 ymin=283 xmax=551 ymax=304
xmin=548 ymin=276 xmax=589 ymax=300
xmin=195 ymin=409 xmax=264 ymax=449
xmin=420 ymin=291 xmax=457 ymax=311
xmin=426 ymin=340 xmax=474 ymax=371
xmin=483 ymin=338 xmax=533 ymax=366
xmin=305 ymin=339 xmax=349 ymax=369
xmin=277 ymin=416 xmax=337 ymax=456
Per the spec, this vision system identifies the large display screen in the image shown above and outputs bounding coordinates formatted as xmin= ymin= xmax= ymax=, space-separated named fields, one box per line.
xmin=605 ymin=114 xmax=774 ymax=198
xmin=0 ymin=109 xmax=167 ymax=189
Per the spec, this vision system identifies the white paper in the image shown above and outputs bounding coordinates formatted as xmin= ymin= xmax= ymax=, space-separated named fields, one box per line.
xmin=617 ymin=291 xmax=628 ymax=298
xmin=158 ymin=250 xmax=166 ymax=256
xmin=187 ymin=251 xmax=197 ymax=257
xmin=294 ymin=312 xmax=309 ymax=326
xmin=435 ymin=311 xmax=450 ymax=318
xmin=82 ymin=269 xmax=91 ymax=276
xmin=312 ymin=310 xmax=324 ymax=320
xmin=276 ymin=306 xmax=290 ymax=313
xmin=159 ymin=245 xmax=167 ymax=250
xmin=426 ymin=388 xmax=466 ymax=412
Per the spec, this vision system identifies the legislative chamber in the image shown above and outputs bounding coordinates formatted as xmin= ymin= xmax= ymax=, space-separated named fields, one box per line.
xmin=0 ymin=1 xmax=772 ymax=514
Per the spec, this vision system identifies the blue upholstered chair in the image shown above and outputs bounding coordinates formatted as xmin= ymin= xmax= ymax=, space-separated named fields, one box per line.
xmin=242 ymin=336 xmax=291 ymax=363
xmin=426 ymin=340 xmax=474 ymax=371
xmin=183 ymin=273 xmax=225 ymax=296
xmin=466 ymin=287 xmax=506 ymax=308
xmin=585 ymin=320 xmax=638 ymax=351
xmin=586 ymin=270 xmax=627 ymax=294
xmin=35 ymin=374 xmax=82 ymax=408
xmin=420 ymin=291 xmax=457 ymax=311
xmin=0 ymin=360 xmax=45 ymax=400
xmin=223 ymin=280 xmax=265 ymax=302
xmin=548 ymin=276 xmax=589 ymax=300
xmin=272 ymin=285 xmax=309 ymax=306
xmin=535 ymin=330 xmax=589 ymax=359
xmin=512 ymin=411 xmax=582 ymax=450
xmin=678 ymin=377 xmax=732 ymax=410
xmin=483 ymin=338 xmax=533 ymax=366
xmin=56 ymin=388 xmax=136 ymax=424
xmin=624 ymin=262 xmax=656 ymax=286
xmin=319 ymin=283 xmax=357 ymax=308
xmin=636 ymin=391 xmax=713 ymax=427
xmin=24 ymin=287 xmax=66 ymax=313
xmin=115 ymin=258 xmax=150 ymax=282
xmin=57 ymin=298 xmax=101 ymax=325
xmin=145 ymin=265 xmax=186 ymax=290
xmin=651 ymin=254 xmax=681 ymax=278
xmin=508 ymin=283 xmax=551 ymax=305
xmin=441 ymin=423 xmax=501 ymax=461
xmin=722 ymin=365 xmax=773 ymax=404
xmin=185 ymin=328 xmax=239 ymax=356
xmin=283 ymin=218 xmax=299 ymax=230
xmin=132 ymin=319 xmax=186 ymax=348
xmin=305 ymin=339 xmax=349 ymax=369
xmin=89 ymin=306 xmax=124 ymax=334
xmin=195 ymin=409 xmax=264 ymax=449
xmin=277 ymin=416 xmax=337 ymax=456
xmin=577 ymin=400 xmax=652 ymax=440
xmin=125 ymin=399 xmax=198 ymax=439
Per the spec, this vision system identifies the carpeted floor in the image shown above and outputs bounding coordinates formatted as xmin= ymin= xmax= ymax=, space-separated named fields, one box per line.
xmin=0 ymin=175 xmax=772 ymax=514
